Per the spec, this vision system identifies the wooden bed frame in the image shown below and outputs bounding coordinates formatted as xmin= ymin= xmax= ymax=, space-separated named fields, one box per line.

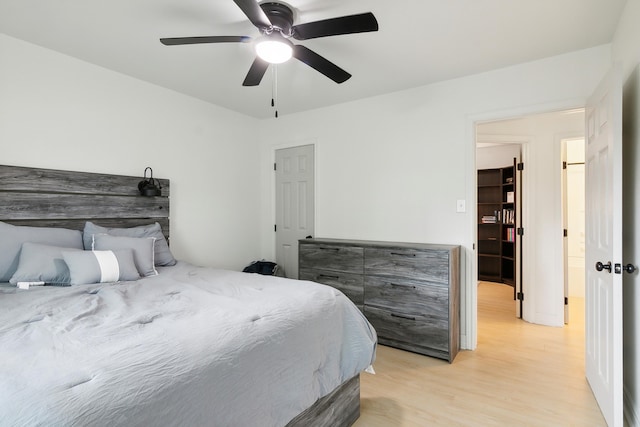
xmin=0 ymin=164 xmax=360 ymax=427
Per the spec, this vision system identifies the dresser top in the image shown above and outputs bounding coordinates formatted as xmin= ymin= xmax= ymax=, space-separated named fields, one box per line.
xmin=299 ymin=238 xmax=459 ymax=251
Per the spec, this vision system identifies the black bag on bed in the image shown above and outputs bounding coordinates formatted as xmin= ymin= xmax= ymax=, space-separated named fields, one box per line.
xmin=242 ymin=260 xmax=279 ymax=276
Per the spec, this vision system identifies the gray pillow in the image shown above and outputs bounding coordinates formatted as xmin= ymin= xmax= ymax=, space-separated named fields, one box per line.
xmin=92 ymin=234 xmax=158 ymax=277
xmin=83 ymin=222 xmax=176 ymax=267
xmin=9 ymin=242 xmax=82 ymax=285
xmin=63 ymin=249 xmax=141 ymax=285
xmin=0 ymin=221 xmax=83 ymax=282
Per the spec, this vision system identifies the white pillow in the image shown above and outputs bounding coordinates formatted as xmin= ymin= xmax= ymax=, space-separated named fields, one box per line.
xmin=63 ymin=249 xmax=141 ymax=285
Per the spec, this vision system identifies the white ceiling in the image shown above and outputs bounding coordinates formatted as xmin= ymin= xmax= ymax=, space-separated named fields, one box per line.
xmin=0 ymin=0 xmax=627 ymax=119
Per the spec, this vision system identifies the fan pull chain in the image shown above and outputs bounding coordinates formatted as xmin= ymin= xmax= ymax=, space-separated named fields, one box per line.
xmin=272 ymin=65 xmax=279 ymax=118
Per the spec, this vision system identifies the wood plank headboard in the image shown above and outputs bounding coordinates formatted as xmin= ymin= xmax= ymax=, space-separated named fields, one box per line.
xmin=0 ymin=165 xmax=170 ymax=239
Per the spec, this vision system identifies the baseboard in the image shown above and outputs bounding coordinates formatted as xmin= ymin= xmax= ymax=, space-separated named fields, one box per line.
xmin=460 ymin=332 xmax=473 ymax=350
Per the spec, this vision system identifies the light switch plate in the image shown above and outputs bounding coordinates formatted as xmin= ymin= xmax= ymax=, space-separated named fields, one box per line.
xmin=456 ymin=200 xmax=466 ymax=213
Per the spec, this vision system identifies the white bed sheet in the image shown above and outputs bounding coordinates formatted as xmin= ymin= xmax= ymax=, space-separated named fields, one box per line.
xmin=0 ymin=262 xmax=376 ymax=427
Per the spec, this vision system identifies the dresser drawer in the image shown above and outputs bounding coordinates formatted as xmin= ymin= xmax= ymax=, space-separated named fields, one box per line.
xmin=364 ymin=305 xmax=449 ymax=356
xmin=365 ymin=275 xmax=448 ymax=317
xmin=364 ymin=248 xmax=449 ymax=284
xmin=299 ymin=269 xmax=364 ymax=306
xmin=300 ymin=244 xmax=364 ymax=274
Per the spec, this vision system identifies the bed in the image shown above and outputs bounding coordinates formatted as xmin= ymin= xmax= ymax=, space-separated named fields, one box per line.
xmin=0 ymin=165 xmax=377 ymax=427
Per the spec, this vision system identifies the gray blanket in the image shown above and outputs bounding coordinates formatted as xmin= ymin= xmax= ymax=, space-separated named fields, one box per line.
xmin=0 ymin=262 xmax=376 ymax=426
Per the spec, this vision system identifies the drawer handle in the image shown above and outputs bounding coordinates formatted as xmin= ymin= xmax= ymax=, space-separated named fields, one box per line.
xmin=390 ymin=252 xmax=416 ymax=257
xmin=390 ymin=283 xmax=416 ymax=289
xmin=320 ymin=247 xmax=340 ymax=252
xmin=390 ymin=313 xmax=416 ymax=321
xmin=318 ymin=274 xmax=340 ymax=280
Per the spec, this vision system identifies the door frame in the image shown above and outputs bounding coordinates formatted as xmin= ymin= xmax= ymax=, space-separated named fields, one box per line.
xmin=464 ymin=98 xmax=586 ymax=349
xmin=270 ymin=139 xmax=318 ymax=270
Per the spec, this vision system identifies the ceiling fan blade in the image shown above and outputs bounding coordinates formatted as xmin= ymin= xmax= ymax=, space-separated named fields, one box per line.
xmin=242 ymin=57 xmax=270 ymax=86
xmin=160 ymin=36 xmax=251 ymax=46
xmin=292 ymin=12 xmax=378 ymax=40
xmin=233 ymin=0 xmax=272 ymax=29
xmin=292 ymin=45 xmax=351 ymax=84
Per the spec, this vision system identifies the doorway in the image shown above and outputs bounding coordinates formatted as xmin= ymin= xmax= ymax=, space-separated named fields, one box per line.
xmin=476 ymin=143 xmax=522 ymax=317
xmin=474 ymin=109 xmax=585 ymax=327
xmin=562 ymin=138 xmax=586 ymax=324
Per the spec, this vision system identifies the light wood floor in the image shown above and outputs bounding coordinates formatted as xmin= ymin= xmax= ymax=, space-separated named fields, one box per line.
xmin=354 ymin=281 xmax=606 ymax=426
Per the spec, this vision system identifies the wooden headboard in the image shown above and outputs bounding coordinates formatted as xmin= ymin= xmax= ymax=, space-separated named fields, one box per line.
xmin=0 ymin=165 xmax=170 ymax=239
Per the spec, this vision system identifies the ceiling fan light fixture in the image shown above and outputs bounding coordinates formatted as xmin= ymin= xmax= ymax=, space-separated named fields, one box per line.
xmin=255 ymin=36 xmax=292 ymax=64
xmin=160 ymin=1 xmax=379 ymax=87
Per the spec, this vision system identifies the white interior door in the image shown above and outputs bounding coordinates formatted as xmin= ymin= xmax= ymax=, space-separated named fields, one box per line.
xmin=275 ymin=145 xmax=314 ymax=279
xmin=585 ymin=67 xmax=623 ymax=427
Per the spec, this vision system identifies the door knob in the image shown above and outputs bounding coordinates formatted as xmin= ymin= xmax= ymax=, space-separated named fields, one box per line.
xmin=596 ymin=261 xmax=612 ymax=273
xmin=614 ymin=263 xmax=636 ymax=274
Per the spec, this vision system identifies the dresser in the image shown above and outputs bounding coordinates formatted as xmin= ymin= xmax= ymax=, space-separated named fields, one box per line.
xmin=299 ymin=238 xmax=460 ymax=363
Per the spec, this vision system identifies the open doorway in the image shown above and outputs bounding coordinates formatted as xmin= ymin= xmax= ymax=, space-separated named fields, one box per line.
xmin=474 ymin=109 xmax=585 ymax=327
xmin=563 ymin=137 xmax=586 ymax=324
xmin=476 ymin=143 xmax=522 ymax=317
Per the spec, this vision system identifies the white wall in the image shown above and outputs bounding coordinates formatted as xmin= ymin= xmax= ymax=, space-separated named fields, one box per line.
xmin=257 ymin=45 xmax=611 ymax=347
xmin=613 ymin=0 xmax=640 ymax=82
xmin=0 ymin=34 xmax=261 ymax=270
xmin=476 ymin=144 xmax=521 ymax=170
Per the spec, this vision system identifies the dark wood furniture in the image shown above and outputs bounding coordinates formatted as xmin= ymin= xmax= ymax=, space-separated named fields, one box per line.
xmin=477 ymin=160 xmax=517 ymax=286
xmin=287 ymin=375 xmax=360 ymax=427
xmin=0 ymin=164 xmax=361 ymax=427
xmin=299 ymin=238 xmax=460 ymax=363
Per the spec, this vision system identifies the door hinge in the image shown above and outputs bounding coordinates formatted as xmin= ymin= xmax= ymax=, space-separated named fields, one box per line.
xmin=563 ymin=229 xmax=568 ymax=237
xmin=517 ymin=292 xmax=524 ymax=301
xmin=517 ymin=227 xmax=524 ymax=236
xmin=564 ymin=297 xmax=568 ymax=305
xmin=274 ymin=224 xmax=277 ymax=232
xmin=517 ymin=162 xmax=524 ymax=171
xmin=562 ymin=161 xmax=567 ymax=170
xmin=274 ymin=163 xmax=277 ymax=171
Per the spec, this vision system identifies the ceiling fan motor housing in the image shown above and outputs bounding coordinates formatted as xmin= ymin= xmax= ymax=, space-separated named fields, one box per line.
xmin=260 ymin=2 xmax=294 ymax=36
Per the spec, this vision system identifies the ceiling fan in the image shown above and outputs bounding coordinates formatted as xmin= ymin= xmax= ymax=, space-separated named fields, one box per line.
xmin=160 ymin=0 xmax=379 ymax=87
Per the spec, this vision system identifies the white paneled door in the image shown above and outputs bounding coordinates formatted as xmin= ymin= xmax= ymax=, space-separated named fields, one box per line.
xmin=585 ymin=68 xmax=623 ymax=427
xmin=275 ymin=145 xmax=314 ymax=279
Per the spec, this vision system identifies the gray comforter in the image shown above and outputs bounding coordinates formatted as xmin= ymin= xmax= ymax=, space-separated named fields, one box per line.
xmin=0 ymin=262 xmax=377 ymax=426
